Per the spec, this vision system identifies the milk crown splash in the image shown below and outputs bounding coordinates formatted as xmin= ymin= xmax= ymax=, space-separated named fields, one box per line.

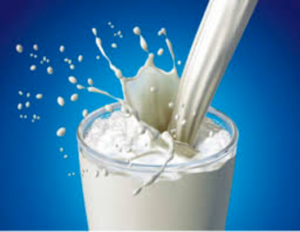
xmin=91 ymin=27 xmax=179 ymax=132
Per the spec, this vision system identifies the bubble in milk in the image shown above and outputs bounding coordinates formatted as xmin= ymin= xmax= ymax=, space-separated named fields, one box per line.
xmin=70 ymin=64 xmax=75 ymax=70
xmin=111 ymin=43 xmax=117 ymax=48
xmin=18 ymin=91 xmax=23 ymax=96
xmin=68 ymin=76 xmax=77 ymax=84
xmin=56 ymin=127 xmax=66 ymax=137
xmin=104 ymin=104 xmax=113 ymax=112
xmin=59 ymin=45 xmax=65 ymax=53
xmin=57 ymin=96 xmax=65 ymax=107
xmin=87 ymin=78 xmax=94 ymax=86
xmin=177 ymin=60 xmax=182 ymax=65
xmin=36 ymin=94 xmax=43 ymax=99
xmin=30 ymin=65 xmax=36 ymax=71
xmin=25 ymin=101 xmax=30 ymax=108
xmin=47 ymin=66 xmax=53 ymax=75
xmin=82 ymin=109 xmax=88 ymax=118
xmin=157 ymin=48 xmax=164 ymax=56
xmin=17 ymin=103 xmax=22 ymax=110
xmin=78 ymin=55 xmax=83 ymax=62
xmin=33 ymin=44 xmax=38 ymax=51
xmin=16 ymin=44 xmax=23 ymax=53
xmin=70 ymin=93 xmax=78 ymax=101
xmin=150 ymin=86 xmax=157 ymax=92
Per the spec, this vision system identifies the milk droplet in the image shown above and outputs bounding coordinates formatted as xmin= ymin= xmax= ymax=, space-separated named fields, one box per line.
xmin=33 ymin=44 xmax=38 ymax=51
xmin=77 ymin=84 xmax=85 ymax=90
xmin=25 ymin=101 xmax=30 ymax=108
xmin=43 ymin=56 xmax=47 ymax=61
xmin=92 ymin=28 xmax=97 ymax=36
xmin=64 ymin=58 xmax=68 ymax=62
xmin=26 ymin=93 xmax=30 ymax=98
xmin=59 ymin=45 xmax=65 ymax=53
xmin=46 ymin=59 xmax=50 ymax=63
xmin=70 ymin=93 xmax=78 ymax=101
xmin=37 ymin=115 xmax=40 ymax=120
xmin=174 ymin=114 xmax=179 ymax=120
xmin=111 ymin=43 xmax=117 ymax=48
xmin=17 ymin=103 xmax=22 ymax=110
xmin=33 ymin=114 xmax=37 ymax=119
xmin=33 ymin=55 xmax=38 ymax=59
xmin=181 ymin=119 xmax=187 ymax=126
xmin=78 ymin=55 xmax=83 ymax=62
xmin=20 ymin=115 xmax=23 ymax=118
xmin=177 ymin=60 xmax=182 ymax=65
xmin=30 ymin=53 xmax=33 ymax=57
xmin=36 ymin=94 xmax=43 ymax=99
xmin=158 ymin=28 xmax=167 ymax=36
xmin=133 ymin=27 xmax=141 ymax=35
xmin=16 ymin=44 xmax=23 ymax=53
xmin=59 ymin=147 xmax=64 ymax=152
xmin=47 ymin=66 xmax=53 ymax=75
xmin=56 ymin=127 xmax=66 ymax=137
xmin=68 ymin=173 xmax=71 ymax=176
xmin=110 ymin=25 xmax=114 ymax=29
xmin=40 ymin=61 xmax=43 ymax=65
xmin=70 ymin=64 xmax=75 ymax=70
xmin=87 ymin=78 xmax=94 ymax=86
xmin=24 ymin=115 xmax=27 ymax=119
xmin=18 ymin=91 xmax=23 ymax=96
xmin=96 ymin=55 xmax=100 ymax=60
xmin=113 ymin=33 xmax=117 ymax=37
xmin=119 ymin=35 xmax=123 ymax=38
xmin=117 ymin=30 xmax=121 ymax=35
xmin=68 ymin=76 xmax=77 ymax=84
xmin=68 ymin=60 xmax=72 ymax=64
xmin=82 ymin=109 xmax=88 ymax=117
xmin=105 ymin=105 xmax=113 ymax=112
xmin=157 ymin=48 xmax=164 ymax=56
xmin=168 ymin=102 xmax=174 ymax=108
xmin=63 ymin=154 xmax=68 ymax=159
xmin=30 ymin=65 xmax=36 ymax=71
xmin=108 ymin=22 xmax=112 ymax=26
xmin=57 ymin=96 xmax=65 ymax=107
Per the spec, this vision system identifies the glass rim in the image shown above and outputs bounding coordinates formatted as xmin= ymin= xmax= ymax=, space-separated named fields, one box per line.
xmin=77 ymin=102 xmax=239 ymax=172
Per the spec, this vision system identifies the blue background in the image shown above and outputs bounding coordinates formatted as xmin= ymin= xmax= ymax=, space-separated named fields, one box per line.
xmin=0 ymin=0 xmax=299 ymax=230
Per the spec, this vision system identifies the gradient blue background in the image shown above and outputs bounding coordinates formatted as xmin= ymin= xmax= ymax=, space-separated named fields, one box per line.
xmin=0 ymin=0 xmax=299 ymax=230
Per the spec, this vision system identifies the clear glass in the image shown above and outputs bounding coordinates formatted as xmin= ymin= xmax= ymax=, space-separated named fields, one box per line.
xmin=77 ymin=102 xmax=238 ymax=230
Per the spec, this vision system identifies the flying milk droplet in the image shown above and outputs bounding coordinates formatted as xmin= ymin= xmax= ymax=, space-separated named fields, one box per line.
xmin=16 ymin=44 xmax=23 ymax=53
xmin=57 ymin=96 xmax=65 ymax=107
xmin=47 ymin=66 xmax=53 ymax=75
xmin=70 ymin=93 xmax=78 ymax=101
xmin=68 ymin=76 xmax=77 ymax=84
xmin=56 ymin=127 xmax=66 ymax=137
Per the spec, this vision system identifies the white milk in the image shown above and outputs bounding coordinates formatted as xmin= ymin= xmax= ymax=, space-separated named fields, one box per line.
xmin=79 ymin=105 xmax=237 ymax=230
